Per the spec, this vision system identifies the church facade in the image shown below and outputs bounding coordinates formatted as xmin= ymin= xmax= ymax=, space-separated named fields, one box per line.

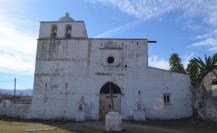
xmin=28 ymin=13 xmax=192 ymax=121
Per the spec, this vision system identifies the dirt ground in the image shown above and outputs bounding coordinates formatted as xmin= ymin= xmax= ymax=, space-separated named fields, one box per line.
xmin=0 ymin=118 xmax=217 ymax=133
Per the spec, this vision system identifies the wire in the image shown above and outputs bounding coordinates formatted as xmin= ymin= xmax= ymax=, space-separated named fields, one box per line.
xmin=0 ymin=80 xmax=14 ymax=83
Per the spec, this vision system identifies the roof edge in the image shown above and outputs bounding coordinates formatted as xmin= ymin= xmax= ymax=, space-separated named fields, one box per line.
xmin=37 ymin=37 xmax=149 ymax=41
xmin=40 ymin=21 xmax=85 ymax=23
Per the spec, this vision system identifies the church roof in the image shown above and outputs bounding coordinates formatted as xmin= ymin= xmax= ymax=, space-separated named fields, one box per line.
xmin=59 ymin=12 xmax=74 ymax=21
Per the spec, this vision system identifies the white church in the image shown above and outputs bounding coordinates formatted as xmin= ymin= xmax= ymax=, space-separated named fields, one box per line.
xmin=28 ymin=13 xmax=192 ymax=121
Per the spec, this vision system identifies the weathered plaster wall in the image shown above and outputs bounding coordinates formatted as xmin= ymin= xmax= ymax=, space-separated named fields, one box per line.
xmin=28 ymin=37 xmax=192 ymax=120
xmin=140 ymin=67 xmax=192 ymax=119
xmin=195 ymin=69 xmax=217 ymax=122
xmin=39 ymin=21 xmax=87 ymax=38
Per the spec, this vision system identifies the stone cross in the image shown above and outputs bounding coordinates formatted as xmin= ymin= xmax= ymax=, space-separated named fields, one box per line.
xmin=109 ymin=82 xmax=114 ymax=111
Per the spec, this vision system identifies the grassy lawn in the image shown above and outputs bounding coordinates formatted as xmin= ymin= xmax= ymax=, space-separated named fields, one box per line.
xmin=144 ymin=119 xmax=217 ymax=133
xmin=0 ymin=118 xmax=216 ymax=133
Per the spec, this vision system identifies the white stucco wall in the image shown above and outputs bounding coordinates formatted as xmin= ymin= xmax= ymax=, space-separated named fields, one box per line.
xmin=39 ymin=21 xmax=87 ymax=38
xmin=28 ymin=35 xmax=192 ymax=120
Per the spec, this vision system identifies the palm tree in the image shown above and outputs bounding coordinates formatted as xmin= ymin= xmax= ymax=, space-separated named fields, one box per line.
xmin=169 ymin=53 xmax=186 ymax=74
xmin=186 ymin=53 xmax=217 ymax=86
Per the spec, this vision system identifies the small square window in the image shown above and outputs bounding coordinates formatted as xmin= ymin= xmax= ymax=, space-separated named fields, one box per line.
xmin=163 ymin=94 xmax=171 ymax=105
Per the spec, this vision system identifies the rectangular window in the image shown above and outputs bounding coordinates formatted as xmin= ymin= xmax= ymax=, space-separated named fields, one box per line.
xmin=211 ymin=79 xmax=217 ymax=85
xmin=163 ymin=94 xmax=171 ymax=105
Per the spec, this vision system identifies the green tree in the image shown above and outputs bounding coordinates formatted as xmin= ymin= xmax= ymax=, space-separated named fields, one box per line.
xmin=169 ymin=53 xmax=186 ymax=74
xmin=186 ymin=53 xmax=217 ymax=86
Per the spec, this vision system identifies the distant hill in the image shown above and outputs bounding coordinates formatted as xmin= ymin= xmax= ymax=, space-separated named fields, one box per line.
xmin=0 ymin=89 xmax=33 ymax=96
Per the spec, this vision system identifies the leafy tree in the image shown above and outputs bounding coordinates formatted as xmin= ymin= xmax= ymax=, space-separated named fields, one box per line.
xmin=186 ymin=53 xmax=217 ymax=86
xmin=169 ymin=53 xmax=186 ymax=74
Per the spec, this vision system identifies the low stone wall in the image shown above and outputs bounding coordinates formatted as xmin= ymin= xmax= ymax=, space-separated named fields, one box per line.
xmin=193 ymin=86 xmax=217 ymax=122
xmin=198 ymin=99 xmax=217 ymax=122
xmin=0 ymin=100 xmax=30 ymax=119
xmin=194 ymin=69 xmax=217 ymax=122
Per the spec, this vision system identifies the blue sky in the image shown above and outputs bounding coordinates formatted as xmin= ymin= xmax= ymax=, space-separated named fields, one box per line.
xmin=0 ymin=0 xmax=216 ymax=90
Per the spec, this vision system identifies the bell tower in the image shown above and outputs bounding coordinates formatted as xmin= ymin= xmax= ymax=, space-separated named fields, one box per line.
xmin=38 ymin=12 xmax=88 ymax=39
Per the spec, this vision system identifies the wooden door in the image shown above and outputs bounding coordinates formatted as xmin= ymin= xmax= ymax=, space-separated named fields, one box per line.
xmin=99 ymin=94 xmax=121 ymax=120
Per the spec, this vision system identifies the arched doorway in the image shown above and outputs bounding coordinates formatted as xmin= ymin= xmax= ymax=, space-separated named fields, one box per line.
xmin=99 ymin=82 xmax=121 ymax=120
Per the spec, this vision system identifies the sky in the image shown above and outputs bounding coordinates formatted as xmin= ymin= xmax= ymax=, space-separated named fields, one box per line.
xmin=0 ymin=0 xmax=216 ymax=90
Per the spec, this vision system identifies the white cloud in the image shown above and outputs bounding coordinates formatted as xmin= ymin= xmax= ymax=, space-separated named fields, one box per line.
xmin=87 ymin=0 xmax=183 ymax=19
xmin=95 ymin=19 xmax=144 ymax=38
xmin=148 ymin=56 xmax=169 ymax=70
xmin=0 ymin=1 xmax=37 ymax=75
xmin=0 ymin=17 xmax=37 ymax=75
xmin=149 ymin=53 xmax=194 ymax=70
xmin=189 ymin=28 xmax=217 ymax=52
xmin=190 ymin=37 xmax=217 ymax=52
xmin=87 ymin=0 xmax=217 ymax=52
xmin=87 ymin=0 xmax=217 ymax=24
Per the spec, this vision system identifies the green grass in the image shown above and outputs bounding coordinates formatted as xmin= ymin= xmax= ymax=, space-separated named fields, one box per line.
xmin=0 ymin=118 xmax=216 ymax=133
xmin=144 ymin=118 xmax=217 ymax=133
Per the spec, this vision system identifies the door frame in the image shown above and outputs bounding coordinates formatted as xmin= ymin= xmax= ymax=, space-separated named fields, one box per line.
xmin=99 ymin=82 xmax=122 ymax=120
